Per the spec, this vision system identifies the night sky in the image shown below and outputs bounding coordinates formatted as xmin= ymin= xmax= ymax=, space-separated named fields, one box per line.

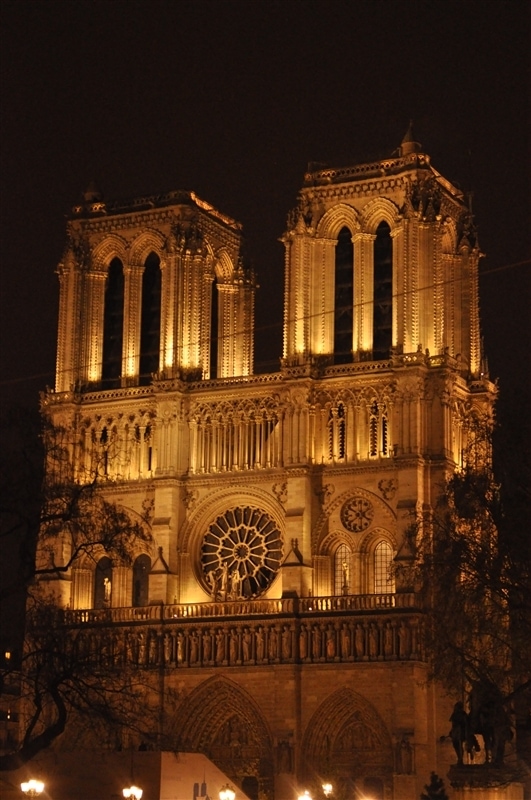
xmin=1 ymin=0 xmax=529 ymax=423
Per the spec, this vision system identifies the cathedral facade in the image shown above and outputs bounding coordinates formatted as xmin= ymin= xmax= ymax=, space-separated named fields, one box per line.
xmin=37 ymin=132 xmax=495 ymax=799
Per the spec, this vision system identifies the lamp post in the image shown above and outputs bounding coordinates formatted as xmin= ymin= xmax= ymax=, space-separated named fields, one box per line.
xmin=123 ymin=786 xmax=143 ymax=799
xmin=298 ymin=791 xmax=312 ymax=800
xmin=219 ymin=784 xmax=236 ymax=800
xmin=20 ymin=781 xmax=45 ymax=797
xmin=322 ymin=784 xmax=333 ymax=798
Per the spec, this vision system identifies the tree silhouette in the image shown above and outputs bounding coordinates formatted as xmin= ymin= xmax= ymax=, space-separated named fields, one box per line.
xmin=403 ymin=413 xmax=531 ymax=766
xmin=0 ymin=407 xmax=162 ymax=770
xmin=420 ymin=772 xmax=448 ymax=800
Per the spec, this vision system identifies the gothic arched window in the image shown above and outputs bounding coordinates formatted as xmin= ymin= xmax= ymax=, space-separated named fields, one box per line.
xmin=139 ymin=252 xmax=161 ymax=385
xmin=133 ymin=554 xmax=151 ymax=607
xmin=334 ymin=542 xmax=351 ymax=595
xmin=328 ymin=403 xmax=346 ymax=461
xmin=210 ymin=277 xmax=219 ymax=379
xmin=102 ymin=258 xmax=124 ymax=388
xmin=374 ymin=541 xmax=394 ymax=594
xmin=369 ymin=401 xmax=389 ymax=458
xmin=373 ymin=221 xmax=392 ymax=360
xmin=334 ymin=227 xmax=354 ymax=364
xmin=94 ymin=556 xmax=112 ymax=609
xmin=369 ymin=401 xmax=379 ymax=458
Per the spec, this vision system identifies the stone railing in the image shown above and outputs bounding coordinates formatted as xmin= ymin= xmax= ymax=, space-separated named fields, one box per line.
xmin=61 ymin=592 xmax=418 ymax=626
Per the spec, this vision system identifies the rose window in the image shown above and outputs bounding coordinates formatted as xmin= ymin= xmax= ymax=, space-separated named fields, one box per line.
xmin=201 ymin=506 xmax=283 ymax=598
xmin=340 ymin=496 xmax=374 ymax=532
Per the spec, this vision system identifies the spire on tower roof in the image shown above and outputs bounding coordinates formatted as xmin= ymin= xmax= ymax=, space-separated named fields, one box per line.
xmin=83 ymin=181 xmax=102 ymax=203
xmin=399 ymin=120 xmax=422 ymax=156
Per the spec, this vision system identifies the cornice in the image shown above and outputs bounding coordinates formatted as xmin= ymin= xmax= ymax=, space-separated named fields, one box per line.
xmin=70 ymin=189 xmax=242 ymax=230
xmin=303 ymin=153 xmax=431 ymax=185
xmin=181 ymin=468 xmax=288 ymax=490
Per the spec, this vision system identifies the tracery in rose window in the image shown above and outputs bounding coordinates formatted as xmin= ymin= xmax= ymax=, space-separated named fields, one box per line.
xmin=201 ymin=506 xmax=283 ymax=598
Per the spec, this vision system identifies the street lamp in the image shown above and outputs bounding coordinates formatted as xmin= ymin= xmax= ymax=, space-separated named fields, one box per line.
xmin=219 ymin=785 xmax=236 ymax=800
xmin=298 ymin=791 xmax=312 ymax=800
xmin=20 ymin=781 xmax=45 ymax=797
xmin=322 ymin=784 xmax=333 ymax=798
xmin=123 ymin=787 xmax=143 ymax=799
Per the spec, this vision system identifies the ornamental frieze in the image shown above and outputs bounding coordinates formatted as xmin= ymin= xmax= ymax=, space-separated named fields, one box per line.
xmin=66 ymin=616 xmax=420 ymax=669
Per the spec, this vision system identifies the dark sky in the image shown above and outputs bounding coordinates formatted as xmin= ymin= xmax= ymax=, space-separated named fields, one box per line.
xmin=1 ymin=0 xmax=530 ymax=419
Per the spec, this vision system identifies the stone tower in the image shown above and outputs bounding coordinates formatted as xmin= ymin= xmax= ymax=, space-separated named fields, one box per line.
xmin=37 ymin=132 xmax=496 ymax=799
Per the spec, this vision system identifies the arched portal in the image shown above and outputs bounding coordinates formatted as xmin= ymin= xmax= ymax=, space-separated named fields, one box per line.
xmin=301 ymin=687 xmax=393 ymax=797
xmin=172 ymin=676 xmax=274 ymax=796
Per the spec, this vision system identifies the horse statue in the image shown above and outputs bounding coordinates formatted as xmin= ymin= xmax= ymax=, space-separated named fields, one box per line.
xmin=468 ymin=681 xmax=513 ymax=765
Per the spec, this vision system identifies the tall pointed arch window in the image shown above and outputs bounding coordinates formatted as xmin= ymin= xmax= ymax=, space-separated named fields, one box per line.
xmin=334 ymin=542 xmax=351 ymax=595
xmin=374 ymin=541 xmax=394 ymax=594
xmin=328 ymin=403 xmax=346 ymax=461
xmin=334 ymin=227 xmax=354 ymax=364
xmin=369 ymin=401 xmax=389 ymax=458
xmin=373 ymin=221 xmax=392 ymax=360
xmin=139 ymin=252 xmax=161 ymax=385
xmin=101 ymin=258 xmax=124 ymax=388
xmin=210 ymin=277 xmax=219 ymax=379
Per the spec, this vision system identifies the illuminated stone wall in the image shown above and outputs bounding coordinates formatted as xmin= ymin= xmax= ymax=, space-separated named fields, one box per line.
xmin=34 ymin=140 xmax=499 ymax=799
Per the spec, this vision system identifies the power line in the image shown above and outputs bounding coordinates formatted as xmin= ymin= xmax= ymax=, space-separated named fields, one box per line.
xmin=1 ymin=258 xmax=528 ymax=389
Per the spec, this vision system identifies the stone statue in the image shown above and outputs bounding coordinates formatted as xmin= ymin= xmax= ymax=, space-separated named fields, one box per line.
xmin=282 ymin=626 xmax=291 ymax=659
xmin=299 ymin=625 xmax=308 ymax=659
xmin=220 ymin=562 xmax=229 ymax=600
xmin=312 ymin=626 xmax=321 ymax=659
xmin=369 ymin=624 xmax=379 ymax=658
xmin=355 ymin=624 xmax=364 ymax=658
xmin=398 ymin=622 xmax=410 ymax=658
xmin=396 ymin=735 xmax=414 ymax=774
xmin=341 ymin=624 xmax=350 ymax=658
xmin=163 ymin=632 xmax=172 ymax=663
xmin=215 ymin=630 xmax=225 ymax=662
xmin=190 ymin=632 xmax=199 ymax=664
xmin=277 ymin=739 xmax=292 ymax=773
xmin=149 ymin=633 xmax=157 ymax=664
xmin=207 ymin=570 xmax=220 ymax=601
xmin=326 ymin=626 xmax=335 ymax=658
xmin=449 ymin=701 xmax=470 ymax=765
xmin=384 ymin=623 xmax=393 ymax=657
xmin=468 ymin=681 xmax=513 ymax=766
xmin=242 ymin=628 xmax=252 ymax=661
xmin=268 ymin=627 xmax=278 ymax=659
xmin=342 ymin=561 xmax=349 ymax=594
xmin=176 ymin=632 xmax=184 ymax=664
xmin=256 ymin=627 xmax=264 ymax=660
xmin=229 ymin=629 xmax=238 ymax=662
xmin=202 ymin=630 xmax=212 ymax=661
xmin=230 ymin=569 xmax=240 ymax=600
xmin=103 ymin=576 xmax=111 ymax=605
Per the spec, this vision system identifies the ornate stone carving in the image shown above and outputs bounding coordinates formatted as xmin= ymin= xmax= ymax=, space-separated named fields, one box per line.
xmin=378 ymin=478 xmax=398 ymax=501
xmin=316 ymin=483 xmax=335 ymax=506
xmin=272 ymin=482 xmax=287 ymax=505
xmin=340 ymin=496 xmax=374 ymax=532
xmin=183 ymin=489 xmax=198 ymax=510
